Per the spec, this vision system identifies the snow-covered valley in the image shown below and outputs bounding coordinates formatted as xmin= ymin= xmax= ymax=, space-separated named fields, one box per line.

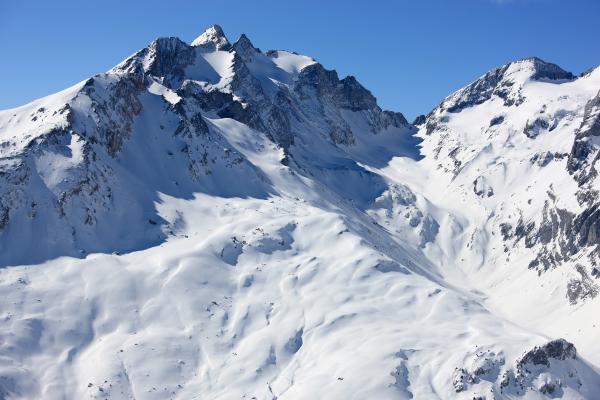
xmin=1 ymin=25 xmax=600 ymax=399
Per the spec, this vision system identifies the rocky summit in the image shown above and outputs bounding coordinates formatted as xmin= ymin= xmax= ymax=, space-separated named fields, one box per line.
xmin=1 ymin=25 xmax=600 ymax=399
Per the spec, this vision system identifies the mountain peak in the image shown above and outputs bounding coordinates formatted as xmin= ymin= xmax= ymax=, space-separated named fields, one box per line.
xmin=191 ymin=24 xmax=231 ymax=50
xmin=233 ymin=33 xmax=260 ymax=58
xmin=505 ymin=56 xmax=574 ymax=81
xmin=434 ymin=56 xmax=577 ymax=115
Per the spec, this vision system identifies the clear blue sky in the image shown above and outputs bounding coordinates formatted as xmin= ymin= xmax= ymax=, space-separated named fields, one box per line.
xmin=1 ymin=0 xmax=598 ymax=120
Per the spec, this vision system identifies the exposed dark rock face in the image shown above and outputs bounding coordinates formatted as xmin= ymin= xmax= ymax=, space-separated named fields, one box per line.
xmin=294 ymin=63 xmax=404 ymax=122
xmin=498 ymin=193 xmax=600 ymax=303
xmin=0 ymin=159 xmax=30 ymax=232
xmin=336 ymin=76 xmax=378 ymax=111
xmin=76 ymin=82 xmax=140 ymax=156
xmin=329 ymin=122 xmax=355 ymax=145
xmin=499 ymin=339 xmax=580 ymax=397
xmin=567 ymin=265 xmax=600 ymax=304
xmin=221 ymin=35 xmax=410 ymax=151
xmin=529 ymin=151 xmax=564 ymax=167
xmin=454 ymin=340 xmax=583 ymax=397
xmin=215 ymin=54 xmax=408 ymax=149
xmin=452 ymin=349 xmax=504 ymax=394
xmin=178 ymin=81 xmax=265 ymax=133
xmin=445 ymin=64 xmax=512 ymax=113
xmin=146 ymin=37 xmax=196 ymax=87
xmin=502 ymin=201 xmax=596 ymax=269
xmin=264 ymin=93 xmax=294 ymax=148
xmin=526 ymin=57 xmax=575 ymax=81
xmin=489 ymin=115 xmax=504 ymax=127
xmin=568 ymin=91 xmax=600 ymax=185
xmin=539 ymin=203 xmax=600 ymax=268
xmin=424 ymin=117 xmax=444 ymax=136
xmin=295 ymin=63 xmax=340 ymax=97
xmin=232 ymin=33 xmax=260 ymax=59
xmin=172 ymin=99 xmax=210 ymax=138
xmin=229 ymin=52 xmax=267 ymax=102
xmin=412 ymin=114 xmax=426 ymax=126
xmin=382 ymin=110 xmax=409 ymax=129
xmin=523 ymin=117 xmax=550 ymax=138
xmin=419 ymin=215 xmax=439 ymax=248
xmin=518 ymin=339 xmax=576 ymax=368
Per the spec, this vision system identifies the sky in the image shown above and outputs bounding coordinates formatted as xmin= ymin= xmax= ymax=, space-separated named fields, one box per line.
xmin=1 ymin=0 xmax=599 ymax=120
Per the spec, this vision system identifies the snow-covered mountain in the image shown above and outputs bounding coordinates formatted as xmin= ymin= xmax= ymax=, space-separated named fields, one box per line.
xmin=1 ymin=25 xmax=600 ymax=399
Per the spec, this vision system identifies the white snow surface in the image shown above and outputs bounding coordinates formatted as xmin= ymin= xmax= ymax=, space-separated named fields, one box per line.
xmin=1 ymin=27 xmax=600 ymax=400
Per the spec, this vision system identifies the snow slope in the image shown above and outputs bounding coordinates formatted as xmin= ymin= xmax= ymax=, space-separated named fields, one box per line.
xmin=398 ymin=61 xmax=600 ymax=365
xmin=1 ymin=26 xmax=600 ymax=399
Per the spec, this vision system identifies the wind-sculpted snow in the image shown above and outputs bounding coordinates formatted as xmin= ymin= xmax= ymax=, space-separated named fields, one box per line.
xmin=1 ymin=25 xmax=600 ymax=399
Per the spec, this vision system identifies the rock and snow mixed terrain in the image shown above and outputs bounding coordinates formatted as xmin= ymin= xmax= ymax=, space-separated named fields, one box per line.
xmin=1 ymin=25 xmax=600 ymax=399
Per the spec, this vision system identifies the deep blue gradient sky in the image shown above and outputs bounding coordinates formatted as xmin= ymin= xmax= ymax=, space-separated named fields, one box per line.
xmin=1 ymin=0 xmax=598 ymax=119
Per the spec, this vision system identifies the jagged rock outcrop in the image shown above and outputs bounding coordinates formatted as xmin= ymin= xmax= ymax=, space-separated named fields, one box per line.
xmin=453 ymin=339 xmax=586 ymax=398
xmin=568 ymin=90 xmax=600 ymax=185
xmin=412 ymin=114 xmax=426 ymax=126
xmin=145 ymin=37 xmax=196 ymax=87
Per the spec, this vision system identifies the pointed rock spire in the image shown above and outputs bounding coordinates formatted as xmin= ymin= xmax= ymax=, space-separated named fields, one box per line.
xmin=232 ymin=34 xmax=260 ymax=59
xmin=191 ymin=24 xmax=231 ymax=50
